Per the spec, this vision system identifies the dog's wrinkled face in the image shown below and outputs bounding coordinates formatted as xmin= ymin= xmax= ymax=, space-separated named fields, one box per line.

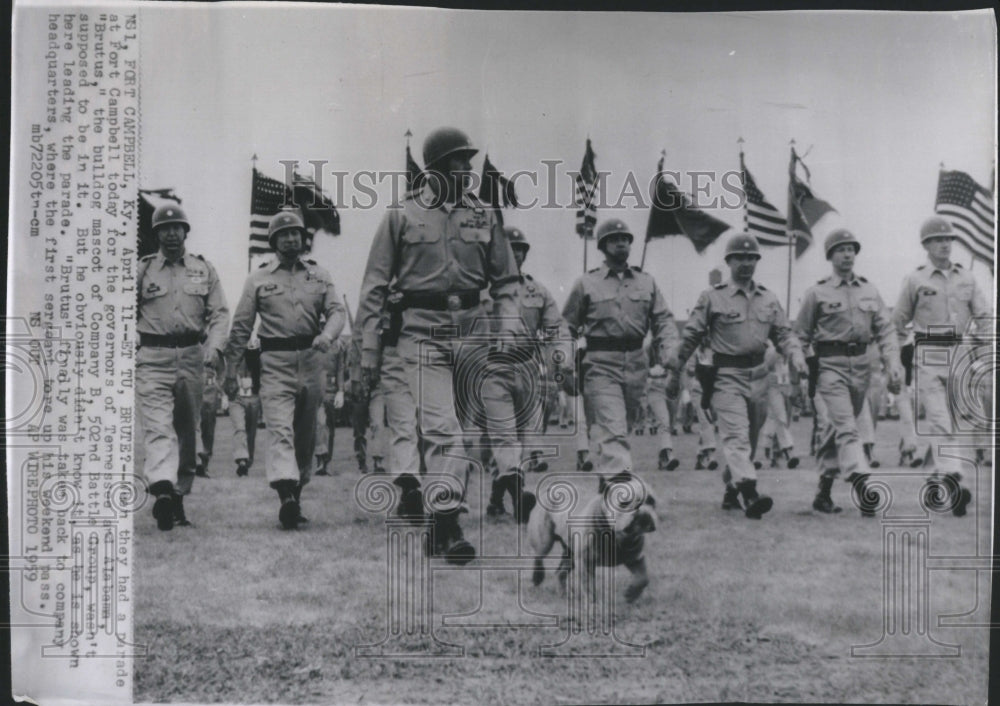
xmin=600 ymin=473 xmax=657 ymax=535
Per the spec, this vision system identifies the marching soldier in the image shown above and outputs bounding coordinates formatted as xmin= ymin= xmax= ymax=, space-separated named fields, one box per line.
xmin=796 ymin=229 xmax=902 ymax=515
xmin=224 ymin=210 xmax=346 ymax=529
xmin=195 ymin=360 xmax=221 ymax=478
xmin=228 ymin=336 xmax=262 ymax=476
xmin=315 ymin=335 xmax=347 ymax=475
xmin=562 ymin=219 xmax=679 ymax=477
xmin=137 ymin=204 xmax=229 ymax=530
xmin=667 ymin=233 xmax=806 ymax=519
xmin=759 ymin=342 xmax=800 ymax=469
xmin=644 ymin=340 xmax=681 ymax=470
xmin=481 ymin=226 xmax=569 ymax=520
xmin=892 ymin=216 xmax=991 ymax=517
xmin=356 ymin=126 xmax=520 ymax=564
xmin=687 ymin=343 xmax=720 ymax=470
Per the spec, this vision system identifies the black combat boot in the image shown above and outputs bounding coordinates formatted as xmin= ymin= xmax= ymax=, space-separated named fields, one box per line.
xmin=486 ymin=477 xmax=507 ymax=519
xmin=392 ymin=473 xmax=425 ymax=522
xmin=235 ymin=459 xmax=249 ymax=477
xmin=576 ymin=450 xmax=593 ymax=472
xmin=780 ymin=448 xmax=800 ymax=469
xmin=273 ymin=479 xmax=300 ymax=530
xmin=293 ymin=483 xmax=308 ymax=524
xmin=721 ymin=484 xmax=742 ymax=511
xmin=172 ymin=492 xmax=192 ymax=527
xmin=863 ymin=443 xmax=880 ymax=468
xmin=738 ymin=480 xmax=773 ymax=519
xmin=527 ymin=450 xmax=549 ymax=473
xmin=812 ymin=475 xmax=841 ymax=514
xmin=149 ymin=480 xmax=175 ymax=531
xmin=658 ymin=449 xmax=679 ymax=471
xmin=429 ymin=492 xmax=475 ymax=565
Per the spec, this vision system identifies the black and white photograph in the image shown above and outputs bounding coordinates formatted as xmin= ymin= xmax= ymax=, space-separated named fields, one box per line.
xmin=6 ymin=3 xmax=997 ymax=705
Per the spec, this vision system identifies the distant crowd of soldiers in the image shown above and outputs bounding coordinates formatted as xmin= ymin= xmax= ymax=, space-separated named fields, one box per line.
xmin=138 ymin=127 xmax=993 ymax=565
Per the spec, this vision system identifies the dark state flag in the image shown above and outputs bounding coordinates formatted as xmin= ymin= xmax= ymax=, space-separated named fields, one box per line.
xmin=647 ymin=155 xmax=729 ymax=254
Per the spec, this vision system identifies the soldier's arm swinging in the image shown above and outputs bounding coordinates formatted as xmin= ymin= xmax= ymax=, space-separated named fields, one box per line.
xmin=202 ymin=262 xmax=230 ymax=369
xmin=223 ymin=277 xmax=258 ymax=382
xmin=648 ymin=281 xmax=679 ymax=370
xmin=357 ymin=210 xmax=400 ymax=370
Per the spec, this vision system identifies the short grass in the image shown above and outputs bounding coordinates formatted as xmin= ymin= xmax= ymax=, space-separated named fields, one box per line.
xmin=134 ymin=414 xmax=991 ymax=704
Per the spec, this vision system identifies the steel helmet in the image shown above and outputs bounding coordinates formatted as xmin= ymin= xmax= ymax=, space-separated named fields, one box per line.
xmin=824 ymin=228 xmax=861 ymax=259
xmin=151 ymin=204 xmax=190 ymax=232
xmin=504 ymin=226 xmax=530 ymax=252
xmin=596 ymin=219 xmax=634 ymax=250
xmin=422 ymin=127 xmax=478 ymax=169
xmin=920 ymin=216 xmax=958 ymax=244
xmin=723 ymin=232 xmax=761 ymax=260
xmin=268 ymin=210 xmax=305 ymax=249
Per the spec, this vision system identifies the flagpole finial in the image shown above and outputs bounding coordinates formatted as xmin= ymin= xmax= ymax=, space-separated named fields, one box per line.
xmin=939 ymin=161 xmax=945 ymax=172
xmin=405 ymin=129 xmax=412 ymax=145
xmin=737 ymin=136 xmax=744 ymax=146
xmin=252 ymin=153 xmax=258 ymax=165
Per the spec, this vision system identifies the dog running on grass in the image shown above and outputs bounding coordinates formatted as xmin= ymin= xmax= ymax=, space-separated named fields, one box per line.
xmin=520 ymin=471 xmax=657 ymax=603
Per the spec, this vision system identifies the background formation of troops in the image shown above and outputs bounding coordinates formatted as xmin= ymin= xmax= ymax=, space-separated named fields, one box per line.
xmin=137 ymin=127 xmax=994 ymax=565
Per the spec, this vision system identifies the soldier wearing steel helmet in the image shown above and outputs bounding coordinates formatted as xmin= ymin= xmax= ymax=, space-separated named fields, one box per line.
xmin=796 ymin=228 xmax=902 ymax=515
xmin=480 ymin=225 xmax=570 ymax=520
xmin=224 ymin=209 xmax=346 ymax=529
xmin=356 ymin=127 xmax=520 ymax=564
xmin=667 ymin=232 xmax=806 ymax=519
xmin=892 ymin=216 xmax=992 ymax=517
xmin=137 ymin=203 xmax=229 ymax=531
xmin=562 ymin=218 xmax=678 ymax=478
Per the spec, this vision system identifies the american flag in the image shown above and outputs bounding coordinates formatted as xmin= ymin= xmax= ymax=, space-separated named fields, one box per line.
xmin=935 ymin=169 xmax=995 ymax=265
xmin=249 ymin=167 xmax=291 ymax=263
xmin=575 ymin=139 xmax=598 ymax=238
xmin=741 ymin=165 xmax=788 ymax=246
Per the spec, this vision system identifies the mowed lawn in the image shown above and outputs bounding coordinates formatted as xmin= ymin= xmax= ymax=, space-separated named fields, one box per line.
xmin=134 ymin=412 xmax=992 ymax=705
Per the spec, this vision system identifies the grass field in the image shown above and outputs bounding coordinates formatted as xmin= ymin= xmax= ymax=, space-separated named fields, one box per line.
xmin=134 ymin=413 xmax=992 ymax=705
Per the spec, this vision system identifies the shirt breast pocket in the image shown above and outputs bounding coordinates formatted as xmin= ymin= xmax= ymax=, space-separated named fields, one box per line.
xmin=458 ymin=227 xmax=491 ymax=244
xmin=303 ymin=281 xmax=327 ymax=297
xmin=754 ymin=304 xmax=777 ymax=323
xmin=953 ymin=284 xmax=974 ymax=302
xmin=521 ymin=294 xmax=545 ymax=309
xmin=857 ymin=299 xmax=878 ymax=313
xmin=714 ymin=308 xmax=747 ymax=325
xmin=258 ymin=283 xmax=286 ymax=299
xmin=400 ymin=224 xmax=441 ymax=246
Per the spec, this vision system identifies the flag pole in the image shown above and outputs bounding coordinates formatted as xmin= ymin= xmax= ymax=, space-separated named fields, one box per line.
xmin=583 ymin=230 xmax=589 ymax=273
xmin=786 ymin=141 xmax=796 ymax=315
xmin=738 ymin=138 xmax=748 ymax=232
xmin=249 ymin=153 xmax=259 ymax=273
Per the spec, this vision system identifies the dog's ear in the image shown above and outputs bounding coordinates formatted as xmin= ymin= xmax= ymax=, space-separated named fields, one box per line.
xmin=519 ymin=491 xmax=536 ymax=524
xmin=644 ymin=495 xmax=656 ymax=508
xmin=598 ymin=475 xmax=607 ymax=494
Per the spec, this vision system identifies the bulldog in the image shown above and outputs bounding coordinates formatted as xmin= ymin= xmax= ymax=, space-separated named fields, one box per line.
xmin=520 ymin=471 xmax=656 ymax=603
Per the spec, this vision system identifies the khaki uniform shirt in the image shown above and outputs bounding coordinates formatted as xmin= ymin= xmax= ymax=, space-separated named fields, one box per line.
xmin=137 ymin=250 xmax=229 ymax=354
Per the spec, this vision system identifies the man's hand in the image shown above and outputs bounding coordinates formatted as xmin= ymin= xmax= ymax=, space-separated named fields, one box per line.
xmin=649 ymin=364 xmax=666 ymax=378
xmin=204 ymin=348 xmax=222 ymax=370
xmin=312 ymin=333 xmax=332 ymax=352
xmin=790 ymin=353 xmax=810 ymax=378
xmin=886 ymin=365 xmax=903 ymax=395
xmin=361 ymin=365 xmax=379 ymax=394
xmin=223 ymin=376 xmax=239 ymax=400
xmin=665 ymin=370 xmax=681 ymax=399
xmin=333 ymin=390 xmax=345 ymax=409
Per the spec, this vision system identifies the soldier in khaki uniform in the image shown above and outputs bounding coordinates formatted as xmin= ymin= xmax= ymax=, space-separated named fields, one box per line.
xmin=356 ymin=127 xmax=520 ymax=564
xmin=562 ymin=219 xmax=679 ymax=477
xmin=796 ymin=229 xmax=902 ymax=515
xmin=314 ymin=335 xmax=347 ymax=475
xmin=228 ymin=337 xmax=262 ymax=477
xmin=667 ymin=233 xmax=806 ymax=519
xmin=224 ymin=210 xmax=346 ymax=529
xmin=195 ymin=361 xmax=221 ymax=478
xmin=892 ymin=216 xmax=992 ymax=517
xmin=759 ymin=342 xmax=800 ymax=469
xmin=137 ymin=204 xmax=229 ymax=530
xmin=481 ymin=226 xmax=570 ymax=520
xmin=644 ymin=341 xmax=681 ymax=471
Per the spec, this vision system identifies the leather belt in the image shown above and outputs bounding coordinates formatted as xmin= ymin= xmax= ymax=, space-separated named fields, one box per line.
xmin=814 ymin=341 xmax=868 ymax=358
xmin=714 ymin=351 xmax=765 ymax=369
xmin=586 ymin=337 xmax=644 ymax=353
xmin=259 ymin=335 xmax=316 ymax=352
xmin=139 ymin=332 xmax=202 ymax=348
xmin=914 ymin=333 xmax=958 ymax=346
xmin=399 ymin=289 xmax=480 ymax=312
